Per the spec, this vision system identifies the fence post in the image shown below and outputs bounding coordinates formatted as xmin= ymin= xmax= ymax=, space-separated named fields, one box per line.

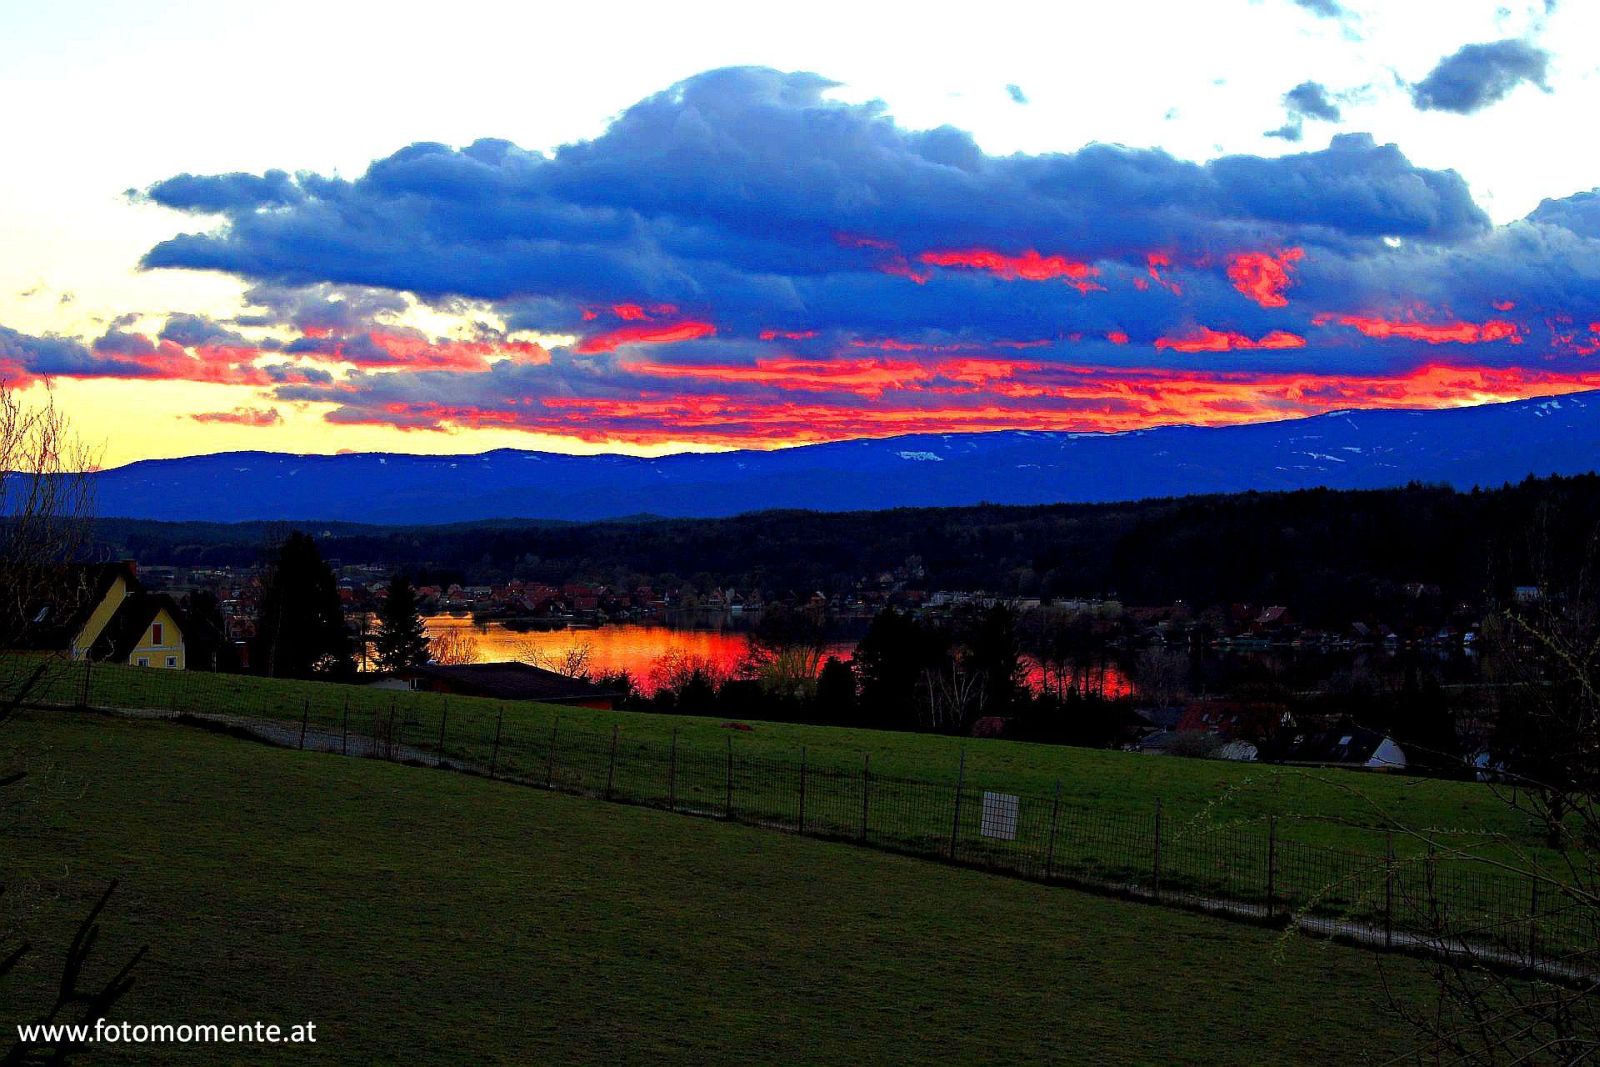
xmin=1426 ymin=844 xmax=1438 ymax=934
xmin=1384 ymin=834 xmax=1395 ymax=949
xmin=1045 ymin=779 xmax=1062 ymax=881
xmin=724 ymin=735 xmax=734 ymax=819
xmin=668 ymin=728 xmax=678 ymax=812
xmin=81 ymin=657 xmax=92 ymax=707
xmin=340 ymin=696 xmax=349 ymax=757
xmin=437 ymin=699 xmax=449 ymax=767
xmin=298 ymin=699 xmax=309 ymax=750
xmin=545 ymin=717 xmax=559 ymax=789
xmin=489 ymin=708 xmax=503 ymax=780
xmin=386 ymin=697 xmax=397 ymax=761
xmin=605 ymin=724 xmax=619 ymax=800
xmin=859 ymin=753 xmax=871 ymax=842
xmin=1266 ymin=816 xmax=1278 ymax=922
xmin=798 ymin=746 xmax=807 ymax=834
xmin=1528 ymin=874 xmax=1540 ymax=966
xmin=948 ymin=750 xmax=967 ymax=860
xmin=1152 ymin=798 xmax=1163 ymax=898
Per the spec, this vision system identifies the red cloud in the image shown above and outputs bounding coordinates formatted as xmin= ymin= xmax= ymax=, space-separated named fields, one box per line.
xmin=1313 ymin=313 xmax=1522 ymax=345
xmin=366 ymin=333 xmax=551 ymax=370
xmin=835 ymin=233 xmax=930 ymax=284
xmin=1226 ymin=248 xmax=1304 ymax=308
xmin=1154 ymin=327 xmax=1307 ymax=352
xmin=313 ymin=356 xmax=1600 ymax=450
xmin=1145 ymin=253 xmax=1183 ymax=295
xmin=576 ymin=320 xmax=717 ymax=354
xmin=919 ymin=248 xmax=1102 ymax=293
xmin=848 ymin=337 xmax=1051 ymax=353
xmin=189 ymin=406 xmax=283 ymax=427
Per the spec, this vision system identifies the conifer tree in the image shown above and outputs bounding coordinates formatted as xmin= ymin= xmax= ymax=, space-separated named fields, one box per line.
xmin=253 ymin=531 xmax=353 ymax=679
xmin=374 ymin=573 xmax=430 ymax=672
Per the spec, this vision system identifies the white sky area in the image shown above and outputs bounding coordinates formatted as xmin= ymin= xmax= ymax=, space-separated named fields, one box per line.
xmin=0 ymin=0 xmax=1594 ymax=461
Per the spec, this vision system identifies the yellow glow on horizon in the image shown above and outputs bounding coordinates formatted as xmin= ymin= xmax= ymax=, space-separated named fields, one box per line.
xmin=41 ymin=378 xmax=734 ymax=470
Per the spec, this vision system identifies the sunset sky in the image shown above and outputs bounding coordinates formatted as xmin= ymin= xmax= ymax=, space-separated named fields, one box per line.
xmin=5 ymin=0 xmax=1600 ymax=468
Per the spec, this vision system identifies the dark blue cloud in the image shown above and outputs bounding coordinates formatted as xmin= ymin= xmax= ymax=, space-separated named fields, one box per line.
xmin=159 ymin=313 xmax=275 ymax=350
xmin=1265 ymin=81 xmax=1342 ymax=142
xmin=0 ymin=326 xmax=99 ymax=375
xmin=91 ymin=327 xmax=157 ymax=356
xmin=233 ymin=284 xmax=409 ymax=333
xmin=141 ymin=169 xmax=303 ymax=214
xmin=1411 ymin=39 xmax=1550 ymax=114
xmin=0 ymin=65 xmax=1590 ymax=446
xmin=137 ymin=66 xmax=1490 ymax=349
xmin=1527 ymin=189 xmax=1600 ymax=239
xmin=263 ymin=362 xmax=333 ymax=385
xmin=1285 ymin=81 xmax=1342 ymax=122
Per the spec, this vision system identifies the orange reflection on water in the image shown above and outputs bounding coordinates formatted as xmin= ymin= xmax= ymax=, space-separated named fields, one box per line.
xmin=424 ymin=616 xmax=764 ymax=694
xmin=423 ymin=616 xmax=1131 ymax=700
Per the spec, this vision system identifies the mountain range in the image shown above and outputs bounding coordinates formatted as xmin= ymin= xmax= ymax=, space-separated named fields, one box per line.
xmin=83 ymin=391 xmax=1600 ymax=524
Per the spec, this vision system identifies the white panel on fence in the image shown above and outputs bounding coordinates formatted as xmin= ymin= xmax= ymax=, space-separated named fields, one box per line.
xmin=980 ymin=791 xmax=1019 ymax=840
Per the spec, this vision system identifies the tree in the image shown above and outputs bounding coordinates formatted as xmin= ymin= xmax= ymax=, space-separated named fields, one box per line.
xmin=252 ymin=531 xmax=353 ymax=679
xmin=179 ymin=590 xmax=238 ymax=672
xmin=1 ymin=381 xmax=144 ymax=1063
xmin=518 ymin=638 xmax=592 ymax=679
xmin=429 ymin=628 xmax=479 ymax=665
xmin=1376 ymin=513 xmax=1599 ymax=1061
xmin=1134 ymin=645 xmax=1190 ymax=712
xmin=373 ymin=574 xmax=430 ymax=672
xmin=854 ymin=608 xmax=947 ymax=731
xmin=749 ymin=602 xmax=828 ymax=701
xmin=0 ymin=382 xmax=95 ymax=648
xmin=813 ymin=656 xmax=858 ymax=724
xmin=959 ymin=604 xmax=1026 ymax=720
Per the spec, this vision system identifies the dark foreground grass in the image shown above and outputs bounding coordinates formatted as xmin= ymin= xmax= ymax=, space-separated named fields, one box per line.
xmin=0 ymin=709 xmax=1437 ymax=1064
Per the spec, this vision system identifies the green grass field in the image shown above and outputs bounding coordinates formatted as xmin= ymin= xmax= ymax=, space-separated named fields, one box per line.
xmin=4 ymin=654 xmax=1571 ymax=958
xmin=2 ymin=653 xmax=1544 ymax=852
xmin=2 ymin=709 xmax=1440 ymax=1063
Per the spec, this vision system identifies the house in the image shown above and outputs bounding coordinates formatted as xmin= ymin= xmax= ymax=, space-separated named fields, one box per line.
xmin=1176 ymin=701 xmax=1292 ymax=743
xmin=1266 ymin=725 xmax=1407 ymax=771
xmin=14 ymin=561 xmax=187 ymax=669
xmin=89 ymin=592 xmax=188 ymax=669
xmin=375 ymin=661 xmax=626 ymax=709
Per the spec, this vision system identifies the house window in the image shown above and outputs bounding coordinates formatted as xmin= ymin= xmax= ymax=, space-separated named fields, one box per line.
xmin=136 ymin=657 xmax=149 ymax=667
xmin=151 ymin=623 xmax=164 ymax=645
xmin=166 ymin=656 xmax=177 ymax=668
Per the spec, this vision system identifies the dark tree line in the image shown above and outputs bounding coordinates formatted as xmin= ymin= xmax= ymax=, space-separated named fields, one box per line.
xmin=634 ymin=605 xmax=1134 ymax=747
xmin=92 ymin=475 xmax=1600 ymax=627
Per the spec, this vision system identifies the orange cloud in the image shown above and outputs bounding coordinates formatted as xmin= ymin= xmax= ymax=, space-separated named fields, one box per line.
xmin=1154 ymin=327 xmax=1307 ymax=352
xmin=1312 ymin=313 xmax=1521 ymax=345
xmin=1226 ymin=248 xmax=1304 ymax=308
xmin=576 ymin=320 xmax=717 ymax=354
xmin=919 ymin=248 xmax=1102 ymax=293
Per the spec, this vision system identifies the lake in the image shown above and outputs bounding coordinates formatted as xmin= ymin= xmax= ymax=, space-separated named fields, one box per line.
xmin=423 ymin=615 xmax=853 ymax=694
xmin=422 ymin=614 xmax=1131 ymax=699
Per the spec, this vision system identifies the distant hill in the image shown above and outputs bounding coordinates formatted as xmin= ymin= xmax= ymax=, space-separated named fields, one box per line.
xmin=83 ymin=392 xmax=1600 ymax=523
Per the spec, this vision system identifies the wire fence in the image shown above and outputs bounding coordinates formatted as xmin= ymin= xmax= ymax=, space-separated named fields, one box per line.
xmin=4 ymin=653 xmax=1595 ymax=978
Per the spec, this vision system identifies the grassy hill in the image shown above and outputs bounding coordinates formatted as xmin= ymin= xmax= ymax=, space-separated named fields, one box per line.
xmin=7 ymin=654 xmax=1550 ymax=858
xmin=2 ymin=709 xmax=1437 ymax=1063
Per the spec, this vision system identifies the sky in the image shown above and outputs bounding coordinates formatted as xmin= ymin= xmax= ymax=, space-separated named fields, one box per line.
xmin=4 ymin=0 xmax=1600 ymax=468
